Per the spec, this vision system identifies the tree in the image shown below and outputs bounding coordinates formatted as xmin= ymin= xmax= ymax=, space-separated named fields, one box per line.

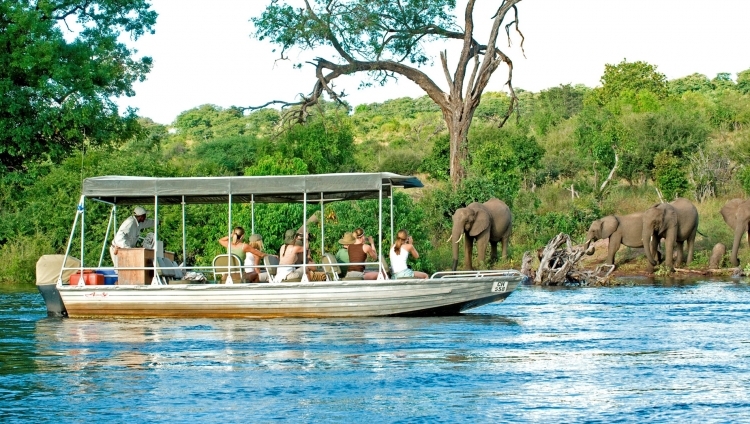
xmin=738 ymin=68 xmax=750 ymax=95
xmin=668 ymin=73 xmax=712 ymax=95
xmin=0 ymin=0 xmax=157 ymax=174
xmin=251 ymin=0 xmax=525 ymax=187
xmin=593 ymin=60 xmax=668 ymax=106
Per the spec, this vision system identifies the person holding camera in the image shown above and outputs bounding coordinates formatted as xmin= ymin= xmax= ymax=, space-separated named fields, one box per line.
xmin=389 ymin=229 xmax=428 ymax=279
xmin=347 ymin=228 xmax=379 ymax=280
xmin=218 ymin=226 xmax=265 ymax=283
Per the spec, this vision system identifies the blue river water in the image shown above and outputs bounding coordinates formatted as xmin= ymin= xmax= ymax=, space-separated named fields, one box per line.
xmin=2 ymin=278 xmax=750 ymax=423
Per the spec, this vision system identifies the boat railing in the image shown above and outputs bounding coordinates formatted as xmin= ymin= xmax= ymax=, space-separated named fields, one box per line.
xmin=430 ymin=269 xmax=524 ymax=279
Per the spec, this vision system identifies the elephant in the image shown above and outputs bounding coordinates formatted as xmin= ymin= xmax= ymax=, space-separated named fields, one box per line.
xmin=719 ymin=198 xmax=750 ymax=267
xmin=642 ymin=198 xmax=699 ymax=271
xmin=583 ymin=212 xmax=659 ymax=266
xmin=450 ymin=198 xmax=512 ymax=271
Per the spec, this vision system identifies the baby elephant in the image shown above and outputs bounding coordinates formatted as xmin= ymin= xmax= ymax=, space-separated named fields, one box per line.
xmin=584 ymin=212 xmax=659 ymax=266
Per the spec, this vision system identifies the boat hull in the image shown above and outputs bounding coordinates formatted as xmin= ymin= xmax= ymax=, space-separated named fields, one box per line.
xmin=48 ymin=275 xmax=522 ymax=318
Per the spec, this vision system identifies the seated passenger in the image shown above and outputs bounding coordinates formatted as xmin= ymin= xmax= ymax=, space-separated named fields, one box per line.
xmin=277 ymin=230 xmax=314 ymax=282
xmin=336 ymin=232 xmax=356 ymax=277
xmin=245 ymin=234 xmax=269 ymax=282
xmin=347 ymin=228 xmax=380 ymax=280
xmin=389 ymin=229 xmax=428 ymax=279
xmin=218 ymin=226 xmax=266 ymax=283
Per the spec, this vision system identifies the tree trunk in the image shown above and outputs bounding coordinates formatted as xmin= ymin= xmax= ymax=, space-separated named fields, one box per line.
xmin=445 ymin=103 xmax=476 ymax=188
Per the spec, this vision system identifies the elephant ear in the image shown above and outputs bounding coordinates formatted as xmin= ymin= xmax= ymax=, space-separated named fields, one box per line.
xmin=600 ymin=216 xmax=619 ymax=239
xmin=720 ymin=199 xmax=743 ymax=228
xmin=469 ymin=208 xmax=490 ymax=237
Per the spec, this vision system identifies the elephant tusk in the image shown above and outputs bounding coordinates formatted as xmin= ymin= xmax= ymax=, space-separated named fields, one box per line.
xmin=455 ymin=233 xmax=463 ymax=244
xmin=446 ymin=235 xmax=452 ymax=243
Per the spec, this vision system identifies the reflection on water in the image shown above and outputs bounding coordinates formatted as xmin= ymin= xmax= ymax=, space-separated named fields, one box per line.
xmin=1 ymin=278 xmax=750 ymax=422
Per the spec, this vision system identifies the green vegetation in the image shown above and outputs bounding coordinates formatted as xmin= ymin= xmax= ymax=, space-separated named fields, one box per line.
xmin=2 ymin=58 xmax=750 ymax=283
xmin=0 ymin=0 xmax=156 ymax=175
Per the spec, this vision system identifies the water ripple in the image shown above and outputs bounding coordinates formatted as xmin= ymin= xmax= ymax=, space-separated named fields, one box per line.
xmin=1 ymin=279 xmax=749 ymax=422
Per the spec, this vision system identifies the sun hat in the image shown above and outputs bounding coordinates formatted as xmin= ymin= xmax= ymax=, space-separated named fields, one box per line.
xmin=284 ymin=229 xmax=296 ymax=245
xmin=133 ymin=206 xmax=147 ymax=216
xmin=249 ymin=234 xmax=263 ymax=243
xmin=338 ymin=232 xmax=356 ymax=245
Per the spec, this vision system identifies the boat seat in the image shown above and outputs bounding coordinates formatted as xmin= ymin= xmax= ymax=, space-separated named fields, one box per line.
xmin=263 ymin=254 xmax=306 ymax=282
xmin=263 ymin=254 xmax=279 ymax=278
xmin=155 ymin=256 xmax=175 ymax=284
xmin=321 ymin=253 xmax=341 ymax=281
xmin=161 ymin=257 xmax=190 ymax=284
xmin=212 ymin=254 xmax=246 ymax=284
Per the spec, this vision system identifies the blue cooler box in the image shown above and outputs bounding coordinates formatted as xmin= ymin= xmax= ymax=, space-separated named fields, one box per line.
xmin=96 ymin=270 xmax=118 ymax=285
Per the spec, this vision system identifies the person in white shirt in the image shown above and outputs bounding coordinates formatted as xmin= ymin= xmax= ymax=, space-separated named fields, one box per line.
xmin=109 ymin=206 xmax=155 ymax=271
xmin=389 ymin=229 xmax=428 ymax=279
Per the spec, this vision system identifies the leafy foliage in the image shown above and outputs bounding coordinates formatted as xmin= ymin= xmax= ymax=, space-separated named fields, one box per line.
xmin=653 ymin=151 xmax=691 ymax=201
xmin=593 ymin=59 xmax=668 ymax=105
xmin=276 ymin=114 xmax=357 ymax=174
xmin=0 ymin=0 xmax=156 ymax=174
xmin=253 ymin=0 xmax=458 ymax=67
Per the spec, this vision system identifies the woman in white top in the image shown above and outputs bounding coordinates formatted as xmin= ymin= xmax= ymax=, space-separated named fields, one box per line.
xmin=244 ymin=234 xmax=269 ymax=282
xmin=389 ymin=229 xmax=428 ymax=279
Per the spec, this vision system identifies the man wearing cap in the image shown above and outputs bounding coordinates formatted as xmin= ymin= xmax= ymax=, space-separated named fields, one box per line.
xmin=109 ymin=206 xmax=155 ymax=271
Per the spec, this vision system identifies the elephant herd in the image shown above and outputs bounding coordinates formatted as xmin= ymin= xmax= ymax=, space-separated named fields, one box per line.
xmin=585 ymin=198 xmax=750 ymax=271
xmin=449 ymin=197 xmax=750 ymax=272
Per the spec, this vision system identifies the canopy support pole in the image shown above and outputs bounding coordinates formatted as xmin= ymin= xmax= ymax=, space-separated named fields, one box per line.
xmin=301 ymin=192 xmax=309 ymax=283
xmin=79 ymin=197 xmax=85 ymax=284
xmin=181 ymin=196 xmax=186 ymax=267
xmin=226 ymin=193 xmax=234 ymax=284
xmin=98 ymin=205 xmax=115 ymax=267
xmin=319 ymin=193 xmax=324 ymax=256
xmin=58 ymin=195 xmax=85 ymax=286
xmin=151 ymin=195 xmax=161 ymax=285
xmin=377 ymin=184 xmax=385 ymax=280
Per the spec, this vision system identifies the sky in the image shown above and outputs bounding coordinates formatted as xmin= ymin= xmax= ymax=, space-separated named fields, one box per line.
xmin=116 ymin=0 xmax=750 ymax=125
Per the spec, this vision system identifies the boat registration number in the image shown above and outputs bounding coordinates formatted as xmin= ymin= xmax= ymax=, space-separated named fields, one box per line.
xmin=491 ymin=281 xmax=508 ymax=292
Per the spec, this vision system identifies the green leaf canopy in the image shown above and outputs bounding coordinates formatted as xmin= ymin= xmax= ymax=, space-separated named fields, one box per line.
xmin=0 ymin=0 xmax=157 ymax=173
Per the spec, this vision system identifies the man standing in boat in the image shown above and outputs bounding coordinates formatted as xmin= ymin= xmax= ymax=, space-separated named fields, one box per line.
xmin=109 ymin=206 xmax=155 ymax=272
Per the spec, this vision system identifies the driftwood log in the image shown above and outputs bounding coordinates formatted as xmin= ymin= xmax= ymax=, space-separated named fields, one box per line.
xmin=523 ymin=233 xmax=615 ymax=286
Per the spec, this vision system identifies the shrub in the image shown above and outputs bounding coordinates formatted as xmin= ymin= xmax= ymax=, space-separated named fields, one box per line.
xmin=738 ymin=166 xmax=750 ymax=196
xmin=654 ymin=151 xmax=691 ymax=201
xmin=0 ymin=234 xmax=54 ymax=284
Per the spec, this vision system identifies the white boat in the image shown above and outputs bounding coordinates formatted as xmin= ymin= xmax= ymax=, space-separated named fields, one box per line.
xmin=36 ymin=173 xmax=523 ymax=318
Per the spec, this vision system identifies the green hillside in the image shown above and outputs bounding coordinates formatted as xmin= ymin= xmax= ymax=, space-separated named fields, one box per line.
xmin=2 ymin=60 xmax=750 ymax=283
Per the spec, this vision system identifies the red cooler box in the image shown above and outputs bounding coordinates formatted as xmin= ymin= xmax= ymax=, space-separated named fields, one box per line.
xmin=70 ymin=270 xmax=104 ymax=285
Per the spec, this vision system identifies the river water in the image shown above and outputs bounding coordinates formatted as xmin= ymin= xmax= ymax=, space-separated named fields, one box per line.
xmin=2 ymin=278 xmax=749 ymax=423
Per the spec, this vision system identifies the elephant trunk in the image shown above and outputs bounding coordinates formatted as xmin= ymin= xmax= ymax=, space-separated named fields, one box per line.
xmin=451 ymin=225 xmax=462 ymax=271
xmin=583 ymin=238 xmax=595 ymax=255
xmin=730 ymin=223 xmax=745 ymax=267
xmin=643 ymin=226 xmax=658 ymax=266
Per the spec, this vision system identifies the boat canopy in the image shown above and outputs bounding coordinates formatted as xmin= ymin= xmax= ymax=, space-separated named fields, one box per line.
xmin=83 ymin=173 xmax=423 ymax=205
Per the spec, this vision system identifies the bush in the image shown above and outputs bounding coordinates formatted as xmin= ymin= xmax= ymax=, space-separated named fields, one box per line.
xmin=0 ymin=234 xmax=54 ymax=284
xmin=738 ymin=166 xmax=750 ymax=196
xmin=654 ymin=151 xmax=691 ymax=201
